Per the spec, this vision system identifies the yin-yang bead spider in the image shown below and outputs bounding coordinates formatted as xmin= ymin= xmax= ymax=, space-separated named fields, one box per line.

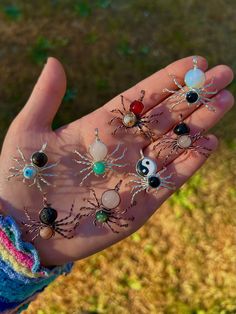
xmin=153 ymin=115 xmax=211 ymax=164
xmin=164 ymin=56 xmax=217 ymax=111
xmin=77 ymin=181 xmax=134 ymax=233
xmin=7 ymin=143 xmax=59 ymax=192
xmin=108 ymin=90 xmax=162 ymax=141
xmin=128 ymin=150 xmax=175 ymax=204
xmin=74 ymin=129 xmax=127 ymax=185
xmin=22 ymin=196 xmax=77 ymax=241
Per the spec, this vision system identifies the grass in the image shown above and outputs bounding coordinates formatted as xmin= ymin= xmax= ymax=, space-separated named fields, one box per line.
xmin=0 ymin=0 xmax=235 ymax=313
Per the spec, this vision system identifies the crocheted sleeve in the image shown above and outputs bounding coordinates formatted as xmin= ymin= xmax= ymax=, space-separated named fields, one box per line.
xmin=0 ymin=214 xmax=73 ymax=314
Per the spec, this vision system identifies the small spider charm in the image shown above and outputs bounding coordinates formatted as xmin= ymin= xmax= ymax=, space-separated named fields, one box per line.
xmin=74 ymin=129 xmax=127 ymax=185
xmin=22 ymin=196 xmax=77 ymax=241
xmin=128 ymin=150 xmax=175 ymax=204
xmin=164 ymin=56 xmax=217 ymax=111
xmin=8 ymin=143 xmax=59 ymax=192
xmin=153 ymin=115 xmax=212 ymax=164
xmin=78 ymin=181 xmax=134 ymax=233
xmin=109 ymin=90 xmax=162 ymax=141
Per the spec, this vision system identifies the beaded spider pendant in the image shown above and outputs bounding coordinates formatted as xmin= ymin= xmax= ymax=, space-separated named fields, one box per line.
xmin=78 ymin=181 xmax=134 ymax=233
xmin=22 ymin=196 xmax=77 ymax=241
xmin=128 ymin=150 xmax=175 ymax=204
xmin=74 ymin=129 xmax=127 ymax=185
xmin=164 ymin=56 xmax=217 ymax=111
xmin=8 ymin=143 xmax=59 ymax=192
xmin=154 ymin=115 xmax=212 ymax=164
xmin=109 ymin=90 xmax=162 ymax=141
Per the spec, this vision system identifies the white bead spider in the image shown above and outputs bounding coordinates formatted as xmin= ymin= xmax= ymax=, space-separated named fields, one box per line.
xmin=164 ymin=56 xmax=217 ymax=111
xmin=7 ymin=143 xmax=59 ymax=192
xmin=128 ymin=150 xmax=175 ymax=204
xmin=74 ymin=129 xmax=127 ymax=185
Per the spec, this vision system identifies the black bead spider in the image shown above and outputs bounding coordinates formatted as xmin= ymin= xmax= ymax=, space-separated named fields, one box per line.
xmin=108 ymin=90 xmax=162 ymax=141
xmin=78 ymin=181 xmax=134 ymax=233
xmin=153 ymin=115 xmax=212 ymax=164
xmin=22 ymin=196 xmax=77 ymax=241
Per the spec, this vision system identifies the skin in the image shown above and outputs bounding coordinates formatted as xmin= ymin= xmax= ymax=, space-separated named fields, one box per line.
xmin=0 ymin=56 xmax=233 ymax=266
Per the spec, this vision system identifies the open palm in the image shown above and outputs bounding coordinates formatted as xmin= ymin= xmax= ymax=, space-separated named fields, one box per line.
xmin=0 ymin=56 xmax=233 ymax=266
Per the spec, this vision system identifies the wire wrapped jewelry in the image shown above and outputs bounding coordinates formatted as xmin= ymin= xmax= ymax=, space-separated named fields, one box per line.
xmin=7 ymin=143 xmax=59 ymax=192
xmin=22 ymin=195 xmax=77 ymax=241
xmin=109 ymin=90 xmax=162 ymax=141
xmin=164 ymin=56 xmax=217 ymax=111
xmin=78 ymin=181 xmax=134 ymax=233
xmin=74 ymin=128 xmax=127 ymax=185
xmin=153 ymin=115 xmax=212 ymax=164
xmin=128 ymin=150 xmax=175 ymax=204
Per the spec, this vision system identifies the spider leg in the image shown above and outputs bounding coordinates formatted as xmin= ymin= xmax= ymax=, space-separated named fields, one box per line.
xmin=112 ymin=124 xmax=126 ymax=135
xmin=41 ymin=161 xmax=59 ymax=171
xmin=79 ymin=166 xmax=92 ymax=174
xmin=74 ymin=150 xmax=91 ymax=162
xmin=170 ymin=97 xmax=186 ymax=110
xmin=17 ymin=147 xmax=27 ymax=162
xmin=139 ymin=89 xmax=145 ymax=101
xmin=55 ymin=228 xmax=74 ymax=239
xmin=56 ymin=203 xmax=74 ymax=223
xmin=111 ymin=108 xmax=125 ymax=116
xmin=201 ymin=99 xmax=216 ymax=111
xmin=106 ymin=143 xmax=121 ymax=160
xmin=80 ymin=169 xmax=94 ymax=186
xmin=109 ymin=116 xmax=122 ymax=125
xmin=11 ymin=157 xmax=24 ymax=167
xmin=106 ymin=221 xmax=119 ymax=233
xmin=7 ymin=172 xmax=21 ymax=180
xmin=131 ymin=186 xmax=147 ymax=205
xmin=74 ymin=160 xmax=91 ymax=166
xmin=108 ymin=218 xmax=129 ymax=228
xmin=28 ymin=178 xmax=37 ymax=187
xmin=120 ymin=95 xmax=127 ymax=112
xmin=39 ymin=176 xmax=52 ymax=186
xmin=89 ymin=189 xmax=100 ymax=206
xmin=109 ymin=146 xmax=127 ymax=163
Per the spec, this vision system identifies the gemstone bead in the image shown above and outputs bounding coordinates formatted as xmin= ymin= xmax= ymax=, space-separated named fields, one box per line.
xmin=185 ymin=91 xmax=199 ymax=104
xmin=89 ymin=140 xmax=108 ymax=161
xmin=31 ymin=152 xmax=48 ymax=167
xmin=148 ymin=176 xmax=161 ymax=188
xmin=177 ymin=135 xmax=192 ymax=148
xmin=39 ymin=226 xmax=54 ymax=240
xmin=174 ymin=122 xmax=190 ymax=135
xmin=136 ymin=157 xmax=157 ymax=177
xmin=93 ymin=161 xmax=106 ymax=175
xmin=23 ymin=165 xmax=37 ymax=180
xmin=39 ymin=207 xmax=58 ymax=225
xmin=101 ymin=189 xmax=121 ymax=209
xmin=122 ymin=112 xmax=137 ymax=127
xmin=184 ymin=68 xmax=206 ymax=88
xmin=130 ymin=100 xmax=144 ymax=115
xmin=96 ymin=210 xmax=108 ymax=223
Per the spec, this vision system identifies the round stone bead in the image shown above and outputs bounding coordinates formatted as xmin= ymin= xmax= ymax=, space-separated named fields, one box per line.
xmin=148 ymin=176 xmax=161 ymax=188
xmin=177 ymin=135 xmax=192 ymax=148
xmin=136 ymin=157 xmax=157 ymax=177
xmin=101 ymin=189 xmax=121 ymax=209
xmin=39 ymin=207 xmax=58 ymax=225
xmin=31 ymin=152 xmax=48 ymax=167
xmin=174 ymin=122 xmax=190 ymax=135
xmin=93 ymin=161 xmax=106 ymax=175
xmin=130 ymin=100 xmax=144 ymax=115
xmin=89 ymin=140 xmax=108 ymax=162
xmin=122 ymin=112 xmax=137 ymax=127
xmin=39 ymin=226 xmax=54 ymax=240
xmin=184 ymin=68 xmax=206 ymax=88
xmin=185 ymin=91 xmax=199 ymax=104
xmin=23 ymin=165 xmax=37 ymax=180
xmin=96 ymin=210 xmax=109 ymax=223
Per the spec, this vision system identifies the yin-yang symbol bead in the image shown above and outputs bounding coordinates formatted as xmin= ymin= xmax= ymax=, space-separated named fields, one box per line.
xmin=136 ymin=157 xmax=157 ymax=177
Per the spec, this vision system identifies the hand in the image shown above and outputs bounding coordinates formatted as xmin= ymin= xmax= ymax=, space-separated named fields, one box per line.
xmin=0 ymin=56 xmax=233 ymax=266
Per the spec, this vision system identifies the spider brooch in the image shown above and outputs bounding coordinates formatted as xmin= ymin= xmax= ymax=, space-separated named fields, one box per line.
xmin=74 ymin=129 xmax=127 ymax=185
xmin=22 ymin=196 xmax=77 ymax=241
xmin=78 ymin=181 xmax=134 ymax=233
xmin=8 ymin=143 xmax=59 ymax=192
xmin=153 ymin=116 xmax=212 ymax=164
xmin=128 ymin=150 xmax=175 ymax=204
xmin=164 ymin=56 xmax=217 ymax=111
xmin=109 ymin=90 xmax=162 ymax=141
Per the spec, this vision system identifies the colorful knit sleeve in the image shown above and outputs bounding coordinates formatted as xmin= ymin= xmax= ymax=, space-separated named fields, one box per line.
xmin=0 ymin=214 xmax=74 ymax=314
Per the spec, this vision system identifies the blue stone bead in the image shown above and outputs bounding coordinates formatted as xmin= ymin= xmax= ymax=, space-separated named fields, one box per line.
xmin=23 ymin=166 xmax=37 ymax=179
xmin=184 ymin=68 xmax=206 ymax=89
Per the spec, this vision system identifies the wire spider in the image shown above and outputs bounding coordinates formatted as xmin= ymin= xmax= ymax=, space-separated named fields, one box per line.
xmin=128 ymin=150 xmax=175 ymax=204
xmin=164 ymin=56 xmax=217 ymax=111
xmin=74 ymin=129 xmax=127 ymax=185
xmin=8 ymin=143 xmax=59 ymax=192
xmin=77 ymin=181 xmax=134 ymax=233
xmin=22 ymin=196 xmax=77 ymax=241
xmin=153 ymin=115 xmax=211 ymax=164
xmin=108 ymin=90 xmax=162 ymax=141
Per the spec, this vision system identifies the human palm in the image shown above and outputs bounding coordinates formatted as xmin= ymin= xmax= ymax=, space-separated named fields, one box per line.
xmin=0 ymin=56 xmax=233 ymax=266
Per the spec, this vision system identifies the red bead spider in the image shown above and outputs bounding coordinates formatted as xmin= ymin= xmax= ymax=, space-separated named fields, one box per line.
xmin=109 ymin=90 xmax=162 ymax=141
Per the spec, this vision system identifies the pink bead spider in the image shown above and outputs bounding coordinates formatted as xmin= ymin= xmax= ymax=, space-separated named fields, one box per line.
xmin=153 ymin=115 xmax=212 ymax=164
xmin=109 ymin=90 xmax=162 ymax=141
